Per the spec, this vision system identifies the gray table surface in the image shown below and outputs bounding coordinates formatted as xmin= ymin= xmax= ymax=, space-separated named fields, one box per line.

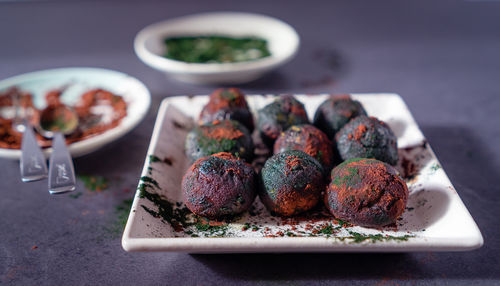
xmin=1 ymin=0 xmax=499 ymax=285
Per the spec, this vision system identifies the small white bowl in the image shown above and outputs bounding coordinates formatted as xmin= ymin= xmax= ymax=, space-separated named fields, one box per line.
xmin=134 ymin=12 xmax=300 ymax=85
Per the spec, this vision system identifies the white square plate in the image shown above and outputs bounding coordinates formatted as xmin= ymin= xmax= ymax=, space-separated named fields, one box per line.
xmin=122 ymin=94 xmax=483 ymax=253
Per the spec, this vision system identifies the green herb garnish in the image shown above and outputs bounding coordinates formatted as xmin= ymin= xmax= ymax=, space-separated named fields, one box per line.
xmin=78 ymin=175 xmax=109 ymax=191
xmin=164 ymin=36 xmax=271 ymax=63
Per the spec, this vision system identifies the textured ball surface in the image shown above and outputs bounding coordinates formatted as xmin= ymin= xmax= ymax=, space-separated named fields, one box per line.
xmin=185 ymin=119 xmax=254 ymax=162
xmin=259 ymin=150 xmax=324 ymax=216
xmin=199 ymin=88 xmax=254 ymax=131
xmin=273 ymin=124 xmax=336 ymax=172
xmin=335 ymin=115 xmax=398 ymax=165
xmin=182 ymin=152 xmax=257 ymax=218
xmin=325 ymin=158 xmax=408 ymax=227
xmin=257 ymin=95 xmax=309 ymax=146
xmin=313 ymin=95 xmax=367 ymax=139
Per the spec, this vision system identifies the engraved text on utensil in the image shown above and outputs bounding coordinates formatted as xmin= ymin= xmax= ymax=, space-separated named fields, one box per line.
xmin=28 ymin=154 xmax=43 ymax=172
xmin=56 ymin=163 xmax=70 ymax=184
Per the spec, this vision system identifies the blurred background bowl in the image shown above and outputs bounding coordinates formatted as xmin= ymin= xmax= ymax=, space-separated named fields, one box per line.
xmin=134 ymin=12 xmax=300 ymax=85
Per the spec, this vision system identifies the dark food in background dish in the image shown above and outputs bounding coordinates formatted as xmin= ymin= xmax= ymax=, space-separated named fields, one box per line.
xmin=313 ymin=95 xmax=367 ymax=139
xmin=259 ymin=150 xmax=324 ymax=216
xmin=325 ymin=158 xmax=408 ymax=227
xmin=185 ymin=119 xmax=254 ymax=163
xmin=273 ymin=124 xmax=336 ymax=173
xmin=182 ymin=152 xmax=257 ymax=218
xmin=0 ymin=87 xmax=127 ymax=149
xmin=199 ymin=88 xmax=254 ymax=131
xmin=164 ymin=36 xmax=271 ymax=63
xmin=336 ymin=115 xmax=398 ymax=165
xmin=257 ymin=95 xmax=309 ymax=147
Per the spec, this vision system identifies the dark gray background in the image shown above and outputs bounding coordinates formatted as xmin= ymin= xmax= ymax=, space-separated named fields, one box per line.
xmin=1 ymin=0 xmax=499 ymax=285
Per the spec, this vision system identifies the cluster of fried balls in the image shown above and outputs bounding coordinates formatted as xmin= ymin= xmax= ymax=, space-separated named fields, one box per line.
xmin=181 ymin=88 xmax=408 ymax=228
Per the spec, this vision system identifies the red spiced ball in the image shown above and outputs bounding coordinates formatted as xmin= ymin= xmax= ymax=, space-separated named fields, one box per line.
xmin=273 ymin=124 xmax=336 ymax=173
xmin=199 ymin=88 xmax=254 ymax=131
xmin=325 ymin=158 xmax=408 ymax=227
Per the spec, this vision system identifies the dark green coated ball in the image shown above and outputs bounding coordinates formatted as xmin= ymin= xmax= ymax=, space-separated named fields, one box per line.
xmin=335 ymin=116 xmax=398 ymax=165
xmin=185 ymin=119 xmax=254 ymax=163
xmin=257 ymin=95 xmax=309 ymax=147
xmin=259 ymin=150 xmax=324 ymax=216
xmin=313 ymin=95 xmax=367 ymax=139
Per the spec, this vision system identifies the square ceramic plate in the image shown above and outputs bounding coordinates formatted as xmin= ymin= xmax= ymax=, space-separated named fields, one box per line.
xmin=122 ymin=94 xmax=483 ymax=253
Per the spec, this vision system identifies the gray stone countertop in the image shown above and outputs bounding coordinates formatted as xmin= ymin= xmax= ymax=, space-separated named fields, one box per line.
xmin=0 ymin=1 xmax=499 ymax=285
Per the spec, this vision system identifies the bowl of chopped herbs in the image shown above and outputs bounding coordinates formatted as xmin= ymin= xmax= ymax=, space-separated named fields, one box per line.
xmin=134 ymin=12 xmax=300 ymax=85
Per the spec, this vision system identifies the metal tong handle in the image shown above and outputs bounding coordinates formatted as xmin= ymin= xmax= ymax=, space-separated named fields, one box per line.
xmin=47 ymin=132 xmax=76 ymax=194
xmin=20 ymin=122 xmax=48 ymax=182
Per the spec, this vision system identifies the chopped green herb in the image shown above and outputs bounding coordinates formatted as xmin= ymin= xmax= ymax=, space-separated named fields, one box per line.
xmin=242 ymin=223 xmax=251 ymax=231
xmin=164 ymin=35 xmax=271 ymax=63
xmin=347 ymin=230 xmax=413 ymax=243
xmin=78 ymin=175 xmax=109 ymax=191
xmin=140 ymin=176 xmax=160 ymax=189
xmin=68 ymin=192 xmax=82 ymax=199
xmin=108 ymin=199 xmax=134 ymax=235
xmin=430 ymin=163 xmax=441 ymax=172
xmin=149 ymin=155 xmax=161 ymax=163
xmin=335 ymin=218 xmax=350 ymax=227
xmin=138 ymin=183 xmax=154 ymax=198
xmin=316 ymin=150 xmax=323 ymax=161
xmin=140 ymin=189 xmax=192 ymax=230
xmin=194 ymin=218 xmax=228 ymax=237
xmin=318 ymin=224 xmax=335 ymax=235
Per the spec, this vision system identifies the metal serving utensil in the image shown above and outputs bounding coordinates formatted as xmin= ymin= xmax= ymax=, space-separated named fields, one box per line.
xmin=37 ymin=104 xmax=79 ymax=194
xmin=11 ymin=90 xmax=48 ymax=182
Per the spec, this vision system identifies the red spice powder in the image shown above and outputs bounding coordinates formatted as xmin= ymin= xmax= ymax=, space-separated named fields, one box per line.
xmin=203 ymin=88 xmax=247 ymax=113
xmin=332 ymin=94 xmax=351 ymax=100
xmin=290 ymin=104 xmax=307 ymax=117
xmin=353 ymin=124 xmax=367 ymax=141
xmin=204 ymin=124 xmax=244 ymax=140
xmin=287 ymin=157 xmax=302 ymax=169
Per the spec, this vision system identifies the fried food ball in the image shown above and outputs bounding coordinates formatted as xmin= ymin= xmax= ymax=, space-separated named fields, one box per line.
xmin=273 ymin=124 xmax=336 ymax=173
xmin=257 ymin=95 xmax=309 ymax=147
xmin=335 ymin=115 xmax=398 ymax=165
xmin=313 ymin=95 xmax=367 ymax=139
xmin=259 ymin=150 xmax=324 ymax=216
xmin=325 ymin=158 xmax=408 ymax=227
xmin=185 ymin=119 xmax=254 ymax=162
xmin=182 ymin=152 xmax=257 ymax=218
xmin=199 ymin=88 xmax=254 ymax=131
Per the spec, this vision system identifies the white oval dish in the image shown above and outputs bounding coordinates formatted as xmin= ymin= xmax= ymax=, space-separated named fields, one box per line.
xmin=0 ymin=67 xmax=151 ymax=160
xmin=134 ymin=12 xmax=300 ymax=85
